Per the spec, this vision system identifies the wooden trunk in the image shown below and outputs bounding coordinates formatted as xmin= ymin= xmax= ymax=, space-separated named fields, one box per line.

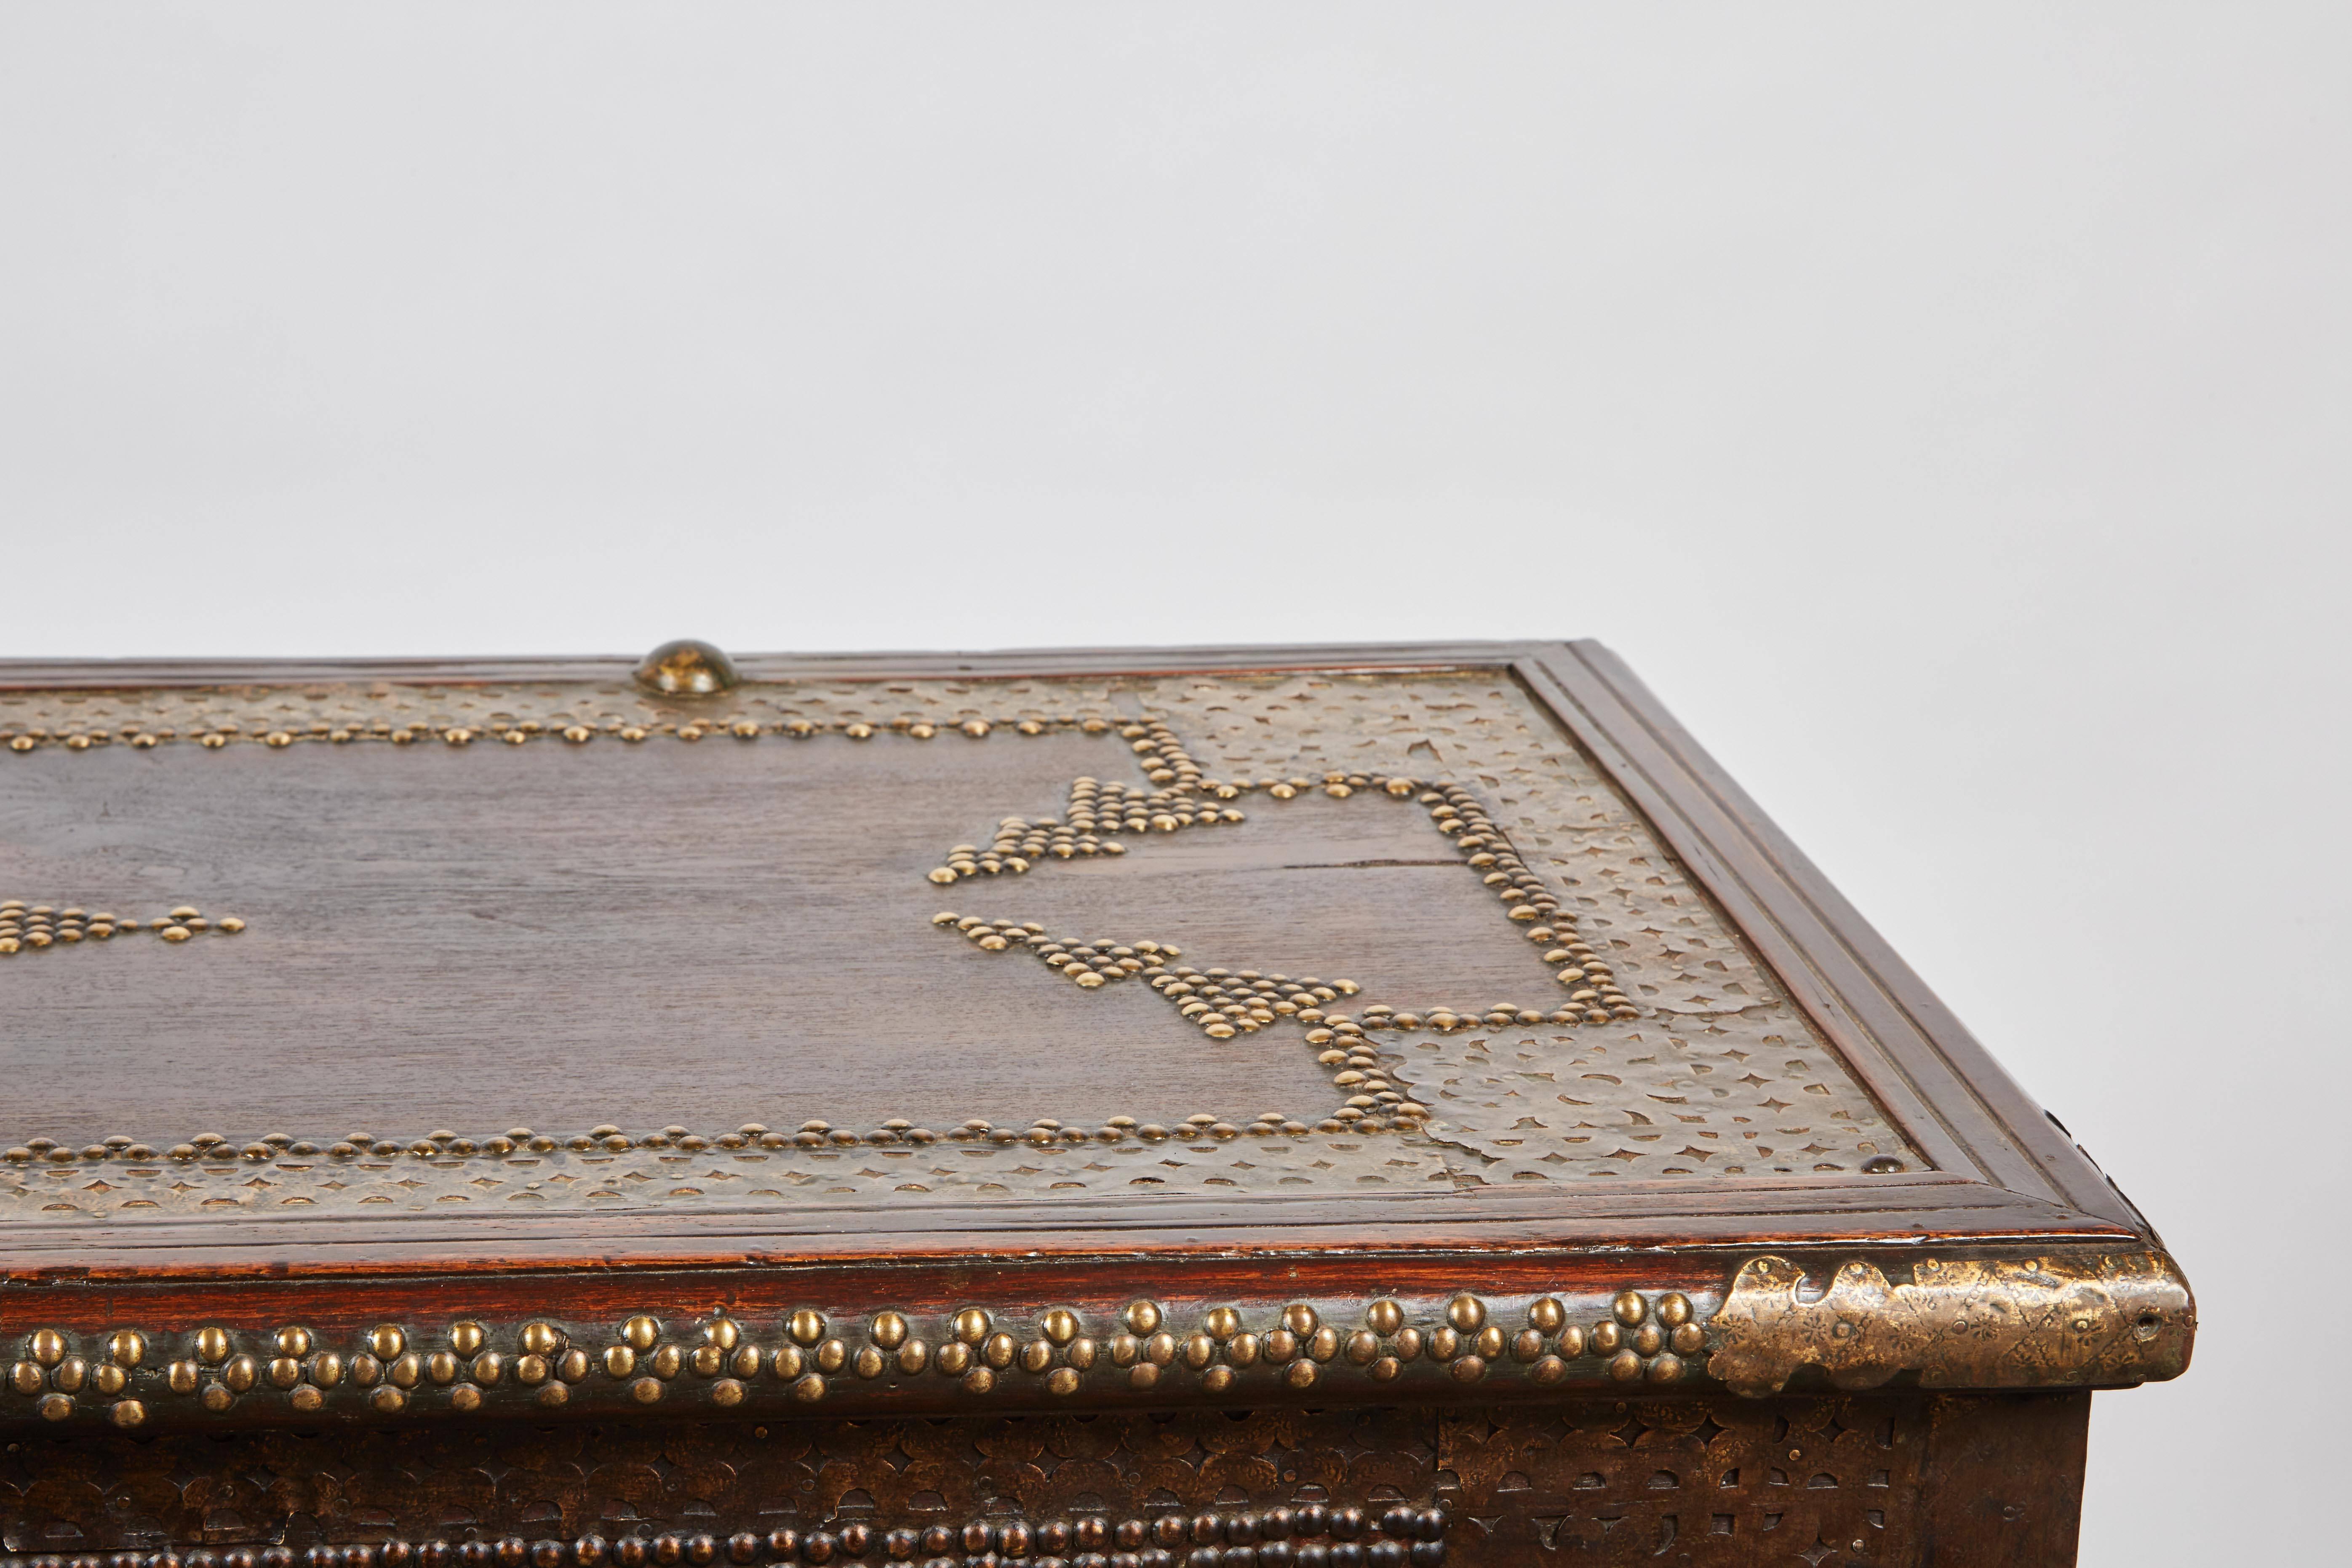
xmin=0 ymin=641 xmax=2191 ymax=1568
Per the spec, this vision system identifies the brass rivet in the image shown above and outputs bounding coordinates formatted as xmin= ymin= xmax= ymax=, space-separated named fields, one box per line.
xmin=449 ymin=1322 xmax=486 ymax=1356
xmin=368 ymin=1324 xmax=406 ymax=1360
xmin=623 ymin=1315 xmax=660 ymax=1351
xmin=633 ymin=640 xmax=740 ymax=697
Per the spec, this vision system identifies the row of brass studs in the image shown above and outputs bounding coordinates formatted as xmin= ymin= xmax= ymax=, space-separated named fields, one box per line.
xmin=1407 ymin=785 xmax=1636 ymax=1022
xmin=0 ymin=901 xmax=243 ymax=957
xmin=0 ymin=1504 xmax=1446 ymax=1568
xmin=934 ymin=917 xmax=1421 ymax=1129
xmin=927 ymin=721 xmax=1230 ymax=882
xmin=0 ymin=713 xmax=1172 ymax=753
xmin=2 ymin=1294 xmax=1706 ymax=1428
xmin=2 ymin=1107 xmax=1417 ymax=1167
xmin=928 ymin=756 xmax=1633 ymax=1031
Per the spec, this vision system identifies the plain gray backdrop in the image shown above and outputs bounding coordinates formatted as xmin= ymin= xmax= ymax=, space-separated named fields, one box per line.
xmin=3 ymin=6 xmax=2344 ymax=1558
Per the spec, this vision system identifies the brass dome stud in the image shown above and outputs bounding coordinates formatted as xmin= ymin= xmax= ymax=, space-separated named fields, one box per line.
xmin=633 ymin=639 xmax=740 ymax=697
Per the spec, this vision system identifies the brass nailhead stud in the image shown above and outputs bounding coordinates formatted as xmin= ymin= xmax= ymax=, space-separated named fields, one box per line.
xmin=633 ymin=640 xmax=740 ymax=697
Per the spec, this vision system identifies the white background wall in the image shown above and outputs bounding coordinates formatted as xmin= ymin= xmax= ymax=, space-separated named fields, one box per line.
xmin=3 ymin=7 xmax=2343 ymax=1558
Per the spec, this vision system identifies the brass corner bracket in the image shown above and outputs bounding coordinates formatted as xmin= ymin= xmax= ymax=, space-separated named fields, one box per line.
xmin=1704 ymin=1249 xmax=2194 ymax=1397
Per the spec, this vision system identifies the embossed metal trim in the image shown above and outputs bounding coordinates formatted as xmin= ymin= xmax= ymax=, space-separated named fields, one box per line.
xmin=1703 ymin=1250 xmax=2194 ymax=1397
xmin=0 ymin=1291 xmax=1707 ymax=1431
